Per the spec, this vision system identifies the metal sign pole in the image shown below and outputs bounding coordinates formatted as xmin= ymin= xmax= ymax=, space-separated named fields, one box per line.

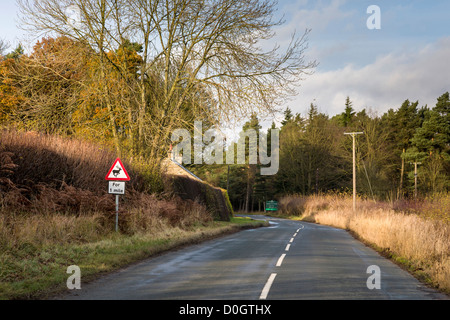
xmin=115 ymin=195 xmax=119 ymax=232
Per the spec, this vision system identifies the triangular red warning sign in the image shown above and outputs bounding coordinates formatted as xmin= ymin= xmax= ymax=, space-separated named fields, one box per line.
xmin=105 ymin=158 xmax=130 ymax=181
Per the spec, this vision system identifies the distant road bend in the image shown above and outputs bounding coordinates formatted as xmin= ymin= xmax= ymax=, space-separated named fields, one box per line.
xmin=61 ymin=215 xmax=447 ymax=300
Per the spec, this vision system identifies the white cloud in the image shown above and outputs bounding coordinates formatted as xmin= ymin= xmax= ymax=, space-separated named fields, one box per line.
xmin=279 ymin=0 xmax=353 ymax=33
xmin=287 ymin=37 xmax=450 ymax=117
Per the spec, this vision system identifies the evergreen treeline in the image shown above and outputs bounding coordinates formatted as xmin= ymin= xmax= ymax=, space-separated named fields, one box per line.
xmin=190 ymin=94 xmax=449 ymax=212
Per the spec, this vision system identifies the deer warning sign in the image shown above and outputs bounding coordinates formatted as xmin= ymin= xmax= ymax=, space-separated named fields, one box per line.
xmin=105 ymin=158 xmax=130 ymax=181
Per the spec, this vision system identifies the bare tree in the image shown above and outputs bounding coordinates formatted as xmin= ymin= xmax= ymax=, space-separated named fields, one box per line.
xmin=18 ymin=0 xmax=316 ymax=160
xmin=0 ymin=38 xmax=9 ymax=57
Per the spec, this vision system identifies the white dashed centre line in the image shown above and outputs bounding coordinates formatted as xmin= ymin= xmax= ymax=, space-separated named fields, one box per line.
xmin=260 ymin=273 xmax=277 ymax=300
xmin=276 ymin=254 xmax=286 ymax=267
xmin=260 ymin=224 xmax=305 ymax=300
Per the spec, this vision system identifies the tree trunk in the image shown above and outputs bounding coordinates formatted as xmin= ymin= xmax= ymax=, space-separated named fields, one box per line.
xmin=398 ymin=148 xmax=405 ymax=199
xmin=245 ymin=165 xmax=251 ymax=213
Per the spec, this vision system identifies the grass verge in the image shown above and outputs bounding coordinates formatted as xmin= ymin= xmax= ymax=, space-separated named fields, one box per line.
xmin=276 ymin=193 xmax=450 ymax=296
xmin=0 ymin=216 xmax=268 ymax=300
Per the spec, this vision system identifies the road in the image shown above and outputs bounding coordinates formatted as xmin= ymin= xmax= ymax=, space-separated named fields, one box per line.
xmin=60 ymin=215 xmax=447 ymax=300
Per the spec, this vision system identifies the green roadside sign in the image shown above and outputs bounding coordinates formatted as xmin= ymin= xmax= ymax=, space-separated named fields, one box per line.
xmin=265 ymin=200 xmax=278 ymax=212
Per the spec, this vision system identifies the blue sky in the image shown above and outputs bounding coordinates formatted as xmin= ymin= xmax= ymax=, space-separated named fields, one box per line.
xmin=0 ymin=1 xmax=22 ymax=47
xmin=273 ymin=0 xmax=450 ymax=118
xmin=276 ymin=0 xmax=450 ymax=69
xmin=1 ymin=0 xmax=450 ymax=120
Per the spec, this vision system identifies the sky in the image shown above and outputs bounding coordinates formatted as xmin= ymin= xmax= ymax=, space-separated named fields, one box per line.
xmin=274 ymin=0 xmax=450 ymax=120
xmin=1 ymin=0 xmax=450 ymax=123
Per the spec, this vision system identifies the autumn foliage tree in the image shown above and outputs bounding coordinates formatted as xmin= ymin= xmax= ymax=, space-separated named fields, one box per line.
xmin=16 ymin=0 xmax=315 ymax=165
xmin=0 ymin=57 xmax=24 ymax=124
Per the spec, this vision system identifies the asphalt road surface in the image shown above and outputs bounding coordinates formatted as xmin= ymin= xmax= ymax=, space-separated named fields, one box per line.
xmin=60 ymin=215 xmax=447 ymax=300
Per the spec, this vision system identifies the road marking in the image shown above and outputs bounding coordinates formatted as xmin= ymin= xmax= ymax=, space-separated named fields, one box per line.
xmin=276 ymin=254 xmax=286 ymax=267
xmin=261 ymin=225 xmax=305 ymax=300
xmin=260 ymin=273 xmax=277 ymax=300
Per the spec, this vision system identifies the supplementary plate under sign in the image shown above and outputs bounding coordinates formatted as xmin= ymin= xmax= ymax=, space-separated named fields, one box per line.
xmin=105 ymin=158 xmax=131 ymax=181
xmin=108 ymin=181 xmax=126 ymax=195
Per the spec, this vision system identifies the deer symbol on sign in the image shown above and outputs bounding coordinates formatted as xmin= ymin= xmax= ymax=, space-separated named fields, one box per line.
xmin=112 ymin=166 xmax=122 ymax=178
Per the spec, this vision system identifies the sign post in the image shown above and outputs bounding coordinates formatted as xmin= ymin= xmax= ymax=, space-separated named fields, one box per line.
xmin=105 ymin=158 xmax=130 ymax=232
xmin=115 ymin=195 xmax=119 ymax=232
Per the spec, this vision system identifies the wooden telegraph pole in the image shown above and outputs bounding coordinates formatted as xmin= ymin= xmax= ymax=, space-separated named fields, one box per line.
xmin=344 ymin=132 xmax=364 ymax=212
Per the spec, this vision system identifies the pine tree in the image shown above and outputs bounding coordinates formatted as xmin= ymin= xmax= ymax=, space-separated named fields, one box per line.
xmin=338 ymin=96 xmax=355 ymax=127
xmin=405 ymin=93 xmax=450 ymax=193
xmin=242 ymin=113 xmax=261 ymax=212
xmin=281 ymin=107 xmax=293 ymax=126
xmin=5 ymin=44 xmax=24 ymax=60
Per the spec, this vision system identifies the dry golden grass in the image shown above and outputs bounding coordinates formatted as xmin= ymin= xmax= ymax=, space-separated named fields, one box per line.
xmin=280 ymin=193 xmax=450 ymax=294
xmin=0 ymin=194 xmax=214 ymax=251
xmin=0 ymin=129 xmax=216 ymax=246
xmin=0 ymin=129 xmax=242 ymax=299
xmin=0 ymin=212 xmax=106 ymax=247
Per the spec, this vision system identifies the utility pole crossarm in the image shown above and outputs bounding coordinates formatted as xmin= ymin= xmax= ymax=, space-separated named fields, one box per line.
xmin=344 ymin=132 xmax=364 ymax=136
xmin=344 ymin=132 xmax=364 ymax=212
